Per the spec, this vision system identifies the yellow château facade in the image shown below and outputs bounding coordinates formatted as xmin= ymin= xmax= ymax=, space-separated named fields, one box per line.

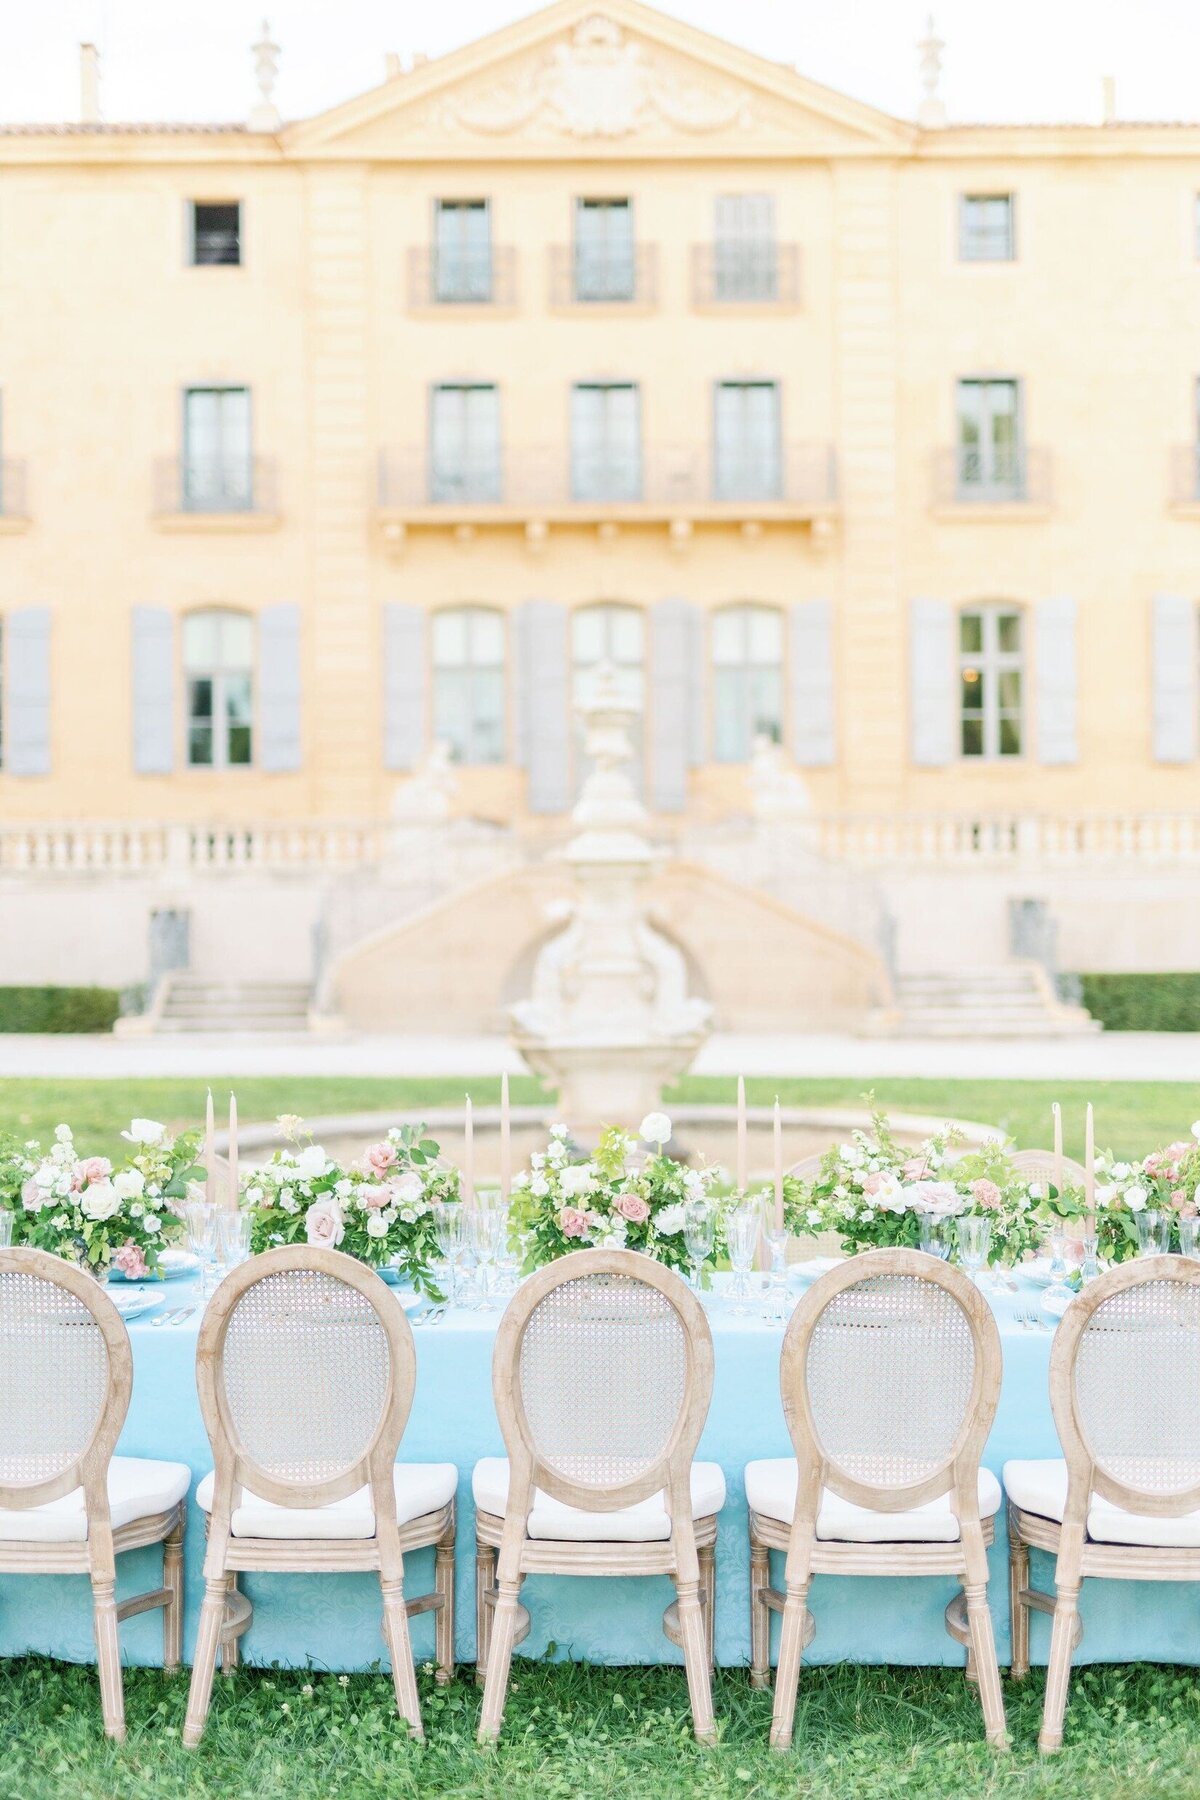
xmin=2 ymin=0 xmax=1199 ymax=1019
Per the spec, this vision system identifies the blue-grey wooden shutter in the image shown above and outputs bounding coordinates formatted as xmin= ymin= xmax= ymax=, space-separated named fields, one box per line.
xmin=650 ymin=599 xmax=701 ymax=811
xmin=1152 ymin=594 xmax=1198 ymax=764
xmin=687 ymin=604 xmax=705 ymax=765
xmin=1035 ymin=596 xmax=1077 ymax=765
xmin=515 ymin=600 xmax=569 ymax=813
xmin=5 ymin=607 xmax=51 ymax=777
xmin=131 ymin=605 xmax=174 ymax=775
xmin=258 ymin=604 xmax=302 ymax=772
xmin=789 ymin=598 xmax=835 ymax=766
xmin=383 ymin=603 xmax=426 ymax=771
xmin=910 ymin=598 xmax=955 ymax=766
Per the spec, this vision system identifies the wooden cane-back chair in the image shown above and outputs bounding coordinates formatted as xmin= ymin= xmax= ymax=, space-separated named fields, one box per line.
xmin=1005 ymin=1257 xmax=1200 ymax=1752
xmin=748 ymin=1248 xmax=1007 ymax=1750
xmin=0 ymin=1247 xmax=189 ymax=1739
xmin=1009 ymin=1149 xmax=1088 ymax=1195
xmin=475 ymin=1249 xmax=722 ymax=1745
xmin=183 ymin=1247 xmax=456 ymax=1746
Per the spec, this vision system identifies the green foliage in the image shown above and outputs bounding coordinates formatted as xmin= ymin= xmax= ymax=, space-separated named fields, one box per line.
xmin=1078 ymin=973 xmax=1200 ymax=1033
xmin=0 ymin=985 xmax=120 ymax=1033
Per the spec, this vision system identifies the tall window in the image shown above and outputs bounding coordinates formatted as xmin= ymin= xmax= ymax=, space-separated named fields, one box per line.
xmin=434 ymin=200 xmax=492 ymax=302
xmin=959 ymin=606 xmax=1023 ymax=759
xmin=958 ymin=194 xmax=1015 ymax=262
xmin=429 ymin=384 xmax=501 ymax=503
xmin=571 ymin=603 xmax=644 ymax=788
xmin=713 ymin=381 xmax=782 ymax=501
xmin=183 ymin=386 xmax=252 ymax=511
xmin=570 ymin=383 xmax=641 ymax=502
xmin=189 ymin=201 xmax=241 ymax=266
xmin=713 ymin=194 xmax=777 ymax=300
xmin=955 ymin=378 xmax=1024 ymax=498
xmin=184 ymin=610 xmax=254 ymax=768
xmin=574 ymin=199 xmax=635 ymax=301
xmin=0 ymin=615 xmax=5 ymax=769
xmin=711 ymin=604 xmax=784 ymax=762
xmin=432 ymin=607 xmax=505 ymax=765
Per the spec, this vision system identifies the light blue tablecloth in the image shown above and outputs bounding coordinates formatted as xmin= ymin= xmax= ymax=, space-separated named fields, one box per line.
xmin=5 ymin=1271 xmax=1199 ymax=1672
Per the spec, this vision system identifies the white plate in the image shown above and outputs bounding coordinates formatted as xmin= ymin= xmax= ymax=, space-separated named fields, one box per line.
xmin=109 ymin=1290 xmax=166 ymax=1323
xmin=792 ymin=1257 xmax=843 ymax=1283
xmin=109 ymin=1248 xmax=200 ymax=1283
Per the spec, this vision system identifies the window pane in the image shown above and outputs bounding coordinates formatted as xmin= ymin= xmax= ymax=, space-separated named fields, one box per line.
xmin=749 ymin=668 xmax=783 ymax=742
xmin=184 ymin=614 xmax=219 ymax=669
xmin=433 ymin=669 xmax=471 ymax=760
xmin=471 ymin=609 xmax=504 ymax=664
xmin=998 ymin=715 xmax=1022 ymax=756
xmin=188 ymin=676 xmax=213 ymax=721
xmin=572 ymin=608 xmax=607 ymax=663
xmin=608 ymin=606 xmax=644 ymax=663
xmin=960 ymin=669 xmax=983 ymax=711
xmin=959 ymin=613 xmax=983 ymax=654
xmin=188 ymin=724 xmax=214 ymax=766
xmin=746 ymin=605 xmax=783 ymax=661
xmin=711 ymin=609 xmax=745 ymax=664
xmin=961 ymin=717 xmax=983 ymax=757
xmin=471 ymin=670 xmax=505 ymax=764
xmin=997 ymin=669 xmax=1022 ymax=710
xmin=218 ymin=612 xmax=254 ymax=668
xmin=192 ymin=202 xmax=241 ymax=266
xmin=997 ymin=612 xmax=1021 ymax=652
xmin=432 ymin=610 xmax=469 ymax=666
xmin=713 ymin=668 xmax=746 ymax=762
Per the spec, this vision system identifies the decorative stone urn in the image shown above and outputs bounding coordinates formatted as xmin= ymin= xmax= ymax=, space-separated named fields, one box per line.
xmin=510 ymin=663 xmax=710 ymax=1131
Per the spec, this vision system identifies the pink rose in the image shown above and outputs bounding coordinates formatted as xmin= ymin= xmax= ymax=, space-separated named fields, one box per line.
xmin=1171 ymin=1188 xmax=1191 ymax=1212
xmin=558 ymin=1206 xmax=589 ymax=1240
xmin=304 ymin=1198 xmax=345 ymax=1248
xmin=112 ymin=1241 xmax=148 ymax=1280
xmin=79 ymin=1157 xmax=110 ymax=1186
xmin=614 ymin=1191 xmax=651 ymax=1224
xmin=902 ymin=1156 xmax=928 ymax=1180
xmin=21 ymin=1178 xmax=42 ymax=1212
xmin=972 ymin=1179 xmax=1002 ymax=1211
xmin=364 ymin=1142 xmax=397 ymax=1176
xmin=860 ymin=1172 xmax=884 ymax=1195
xmin=358 ymin=1184 xmax=392 ymax=1210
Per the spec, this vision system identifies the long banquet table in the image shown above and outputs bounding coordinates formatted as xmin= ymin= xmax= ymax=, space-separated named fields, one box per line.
xmin=6 ymin=1269 xmax=1200 ymax=1673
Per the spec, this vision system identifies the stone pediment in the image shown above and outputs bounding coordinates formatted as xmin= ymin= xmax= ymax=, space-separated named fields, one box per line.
xmin=288 ymin=0 xmax=911 ymax=160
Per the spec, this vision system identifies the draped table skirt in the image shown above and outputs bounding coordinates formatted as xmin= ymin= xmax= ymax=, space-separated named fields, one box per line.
xmin=5 ymin=1271 xmax=1199 ymax=1672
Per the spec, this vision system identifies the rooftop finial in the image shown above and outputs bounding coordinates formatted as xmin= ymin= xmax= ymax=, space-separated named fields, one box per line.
xmin=249 ymin=19 xmax=281 ymax=132
xmin=916 ymin=14 xmax=946 ymax=128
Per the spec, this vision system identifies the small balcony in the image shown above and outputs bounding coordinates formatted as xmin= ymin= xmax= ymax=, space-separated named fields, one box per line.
xmin=376 ymin=442 xmax=837 ymax=545
xmin=0 ymin=459 xmax=30 ymax=529
xmin=1169 ymin=445 xmax=1200 ymax=512
xmin=152 ymin=457 xmax=280 ymax=530
xmin=406 ymin=246 xmax=518 ymax=310
xmin=690 ymin=244 xmax=802 ymax=308
xmin=547 ymin=244 xmax=657 ymax=310
xmin=931 ymin=446 xmax=1051 ymax=516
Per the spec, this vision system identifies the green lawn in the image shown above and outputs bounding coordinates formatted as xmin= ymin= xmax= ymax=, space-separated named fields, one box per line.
xmin=0 ymin=1074 xmax=1195 ymax=1161
xmin=3 ymin=1658 xmax=1199 ymax=1800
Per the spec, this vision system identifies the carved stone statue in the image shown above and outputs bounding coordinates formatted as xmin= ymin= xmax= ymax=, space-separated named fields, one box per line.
xmin=389 ymin=740 xmax=457 ymax=825
xmin=749 ymin=734 xmax=813 ymax=821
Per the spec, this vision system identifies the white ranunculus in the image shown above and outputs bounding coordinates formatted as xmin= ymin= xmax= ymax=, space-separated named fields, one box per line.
xmin=529 ymin=1174 xmax=550 ymax=1198
xmin=558 ymin=1163 xmax=597 ymax=1199
xmin=81 ymin=1181 xmax=121 ymax=1222
xmin=112 ymin=1170 xmax=145 ymax=1200
xmin=1124 ymin=1185 xmax=1148 ymax=1212
xmin=365 ymin=1212 xmax=389 ymax=1239
xmin=654 ymin=1203 xmax=687 ymax=1236
xmin=639 ymin=1112 xmax=672 ymax=1147
xmin=143 ymin=1214 xmax=161 ymax=1234
xmin=122 ymin=1119 xmax=165 ymax=1147
xmin=335 ymin=1179 xmax=353 ymax=1198
xmin=1111 ymin=1162 xmax=1131 ymax=1181
xmin=294 ymin=1145 xmax=328 ymax=1181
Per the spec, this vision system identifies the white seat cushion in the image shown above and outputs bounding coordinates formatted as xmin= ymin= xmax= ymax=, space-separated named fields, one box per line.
xmin=745 ymin=1458 xmax=1002 ymax=1543
xmin=195 ymin=1463 xmax=457 ymax=1540
xmin=0 ymin=1456 xmax=191 ymax=1545
xmin=472 ymin=1457 xmax=726 ymax=1542
xmin=1004 ymin=1458 xmax=1200 ymax=1548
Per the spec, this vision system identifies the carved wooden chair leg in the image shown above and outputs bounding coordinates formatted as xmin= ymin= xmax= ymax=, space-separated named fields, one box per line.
xmin=220 ymin=1573 xmax=241 ymax=1673
xmin=162 ymin=1510 xmax=185 ymax=1673
xmin=380 ymin=1572 xmax=424 ymax=1741
xmin=769 ymin=1580 xmax=810 ymax=1752
xmin=475 ymin=1542 xmax=496 ymax=1687
xmin=965 ymin=1581 xmax=1009 ymax=1749
xmin=434 ymin=1523 xmax=456 ymax=1684
xmin=698 ymin=1540 xmax=716 ymax=1668
xmin=477 ymin=1579 xmax=522 ymax=1744
xmin=673 ymin=1574 xmax=716 ymax=1746
xmin=1008 ymin=1514 xmax=1031 ymax=1680
xmin=183 ymin=1576 xmax=228 ymax=1748
xmin=748 ymin=1531 xmax=771 ymax=1690
xmin=91 ymin=1574 xmax=125 ymax=1742
xmin=1039 ymin=1580 xmax=1081 ymax=1754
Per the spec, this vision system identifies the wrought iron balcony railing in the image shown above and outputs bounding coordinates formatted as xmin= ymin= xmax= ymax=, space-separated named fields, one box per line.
xmin=153 ymin=457 xmax=278 ymax=516
xmin=406 ymin=246 xmax=518 ymax=308
xmin=690 ymin=243 xmax=802 ymax=306
xmin=377 ymin=442 xmax=837 ymax=515
xmin=0 ymin=459 xmax=29 ymax=520
xmin=547 ymin=244 xmax=658 ymax=307
xmin=932 ymin=446 xmax=1051 ymax=507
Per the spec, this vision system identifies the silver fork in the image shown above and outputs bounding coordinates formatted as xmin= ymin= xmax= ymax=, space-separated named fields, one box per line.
xmin=151 ymin=1308 xmax=184 ymax=1329
xmin=415 ymin=1305 xmax=446 ymax=1329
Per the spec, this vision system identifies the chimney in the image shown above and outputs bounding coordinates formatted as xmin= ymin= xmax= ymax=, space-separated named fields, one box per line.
xmin=80 ymin=43 xmax=101 ymax=126
xmin=1101 ymin=75 xmax=1117 ymax=124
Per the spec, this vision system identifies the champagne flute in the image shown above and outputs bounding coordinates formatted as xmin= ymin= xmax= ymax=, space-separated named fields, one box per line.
xmin=955 ymin=1215 xmax=991 ymax=1288
xmin=725 ymin=1201 xmax=760 ymax=1312
xmin=683 ymin=1203 xmax=716 ymax=1295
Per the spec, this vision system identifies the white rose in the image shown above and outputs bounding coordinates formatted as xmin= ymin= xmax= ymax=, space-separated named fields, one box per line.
xmin=129 ymin=1202 xmax=144 ymax=1218
xmin=279 ymin=1190 xmax=300 ymax=1214
xmin=1027 ymin=1182 xmax=1043 ymax=1200
xmin=335 ymin=1179 xmax=353 ymax=1198
xmin=81 ymin=1181 xmax=121 ymax=1222
xmin=1124 ymin=1185 xmax=1148 ymax=1213
xmin=512 ymin=1172 xmax=530 ymax=1191
xmin=304 ymin=1197 xmax=344 ymax=1248
xmin=112 ymin=1170 xmax=145 ymax=1200
xmin=1111 ymin=1163 xmax=1131 ymax=1181
xmin=655 ymin=1204 xmax=687 ymax=1236
xmin=122 ymin=1119 xmax=165 ymax=1147
xmin=549 ymin=1123 xmax=569 ymax=1140
xmin=393 ymin=1171 xmax=423 ymax=1205
xmin=366 ymin=1212 xmax=389 ymax=1239
xmin=143 ymin=1214 xmax=161 ymax=1234
xmin=806 ymin=1208 xmax=822 ymax=1227
xmin=1094 ymin=1183 xmax=1116 ymax=1209
xmin=530 ymin=1174 xmax=550 ymax=1198
xmin=295 ymin=1146 xmax=329 ymax=1181
xmin=33 ymin=1162 xmax=57 ymax=1190
xmin=559 ymin=1164 xmax=597 ymax=1199
xmin=860 ymin=1209 xmax=877 ymax=1223
xmin=531 ymin=1153 xmax=545 ymax=1170
xmin=639 ymin=1112 xmax=672 ymax=1147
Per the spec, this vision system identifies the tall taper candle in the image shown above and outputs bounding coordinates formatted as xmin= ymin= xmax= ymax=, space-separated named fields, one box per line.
xmin=773 ymin=1097 xmax=784 ymax=1233
xmin=228 ymin=1094 xmax=238 ymax=1210
xmin=464 ymin=1094 xmax=475 ymax=1207
xmin=1053 ymin=1101 xmax=1063 ymax=1203
xmin=205 ymin=1088 xmax=215 ymax=1207
xmin=736 ymin=1076 xmax=747 ymax=1194
xmin=500 ymin=1072 xmax=511 ymax=1204
xmin=1085 ymin=1102 xmax=1095 ymax=1233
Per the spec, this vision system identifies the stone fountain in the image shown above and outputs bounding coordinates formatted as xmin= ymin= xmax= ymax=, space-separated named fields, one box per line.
xmin=510 ymin=663 xmax=710 ymax=1131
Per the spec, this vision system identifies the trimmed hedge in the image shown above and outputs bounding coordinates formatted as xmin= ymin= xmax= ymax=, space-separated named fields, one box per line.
xmin=0 ymin=987 xmax=121 ymax=1034
xmin=1078 ymin=972 xmax=1200 ymax=1033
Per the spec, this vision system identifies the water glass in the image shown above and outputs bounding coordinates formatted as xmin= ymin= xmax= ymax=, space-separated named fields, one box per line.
xmin=470 ymin=1207 xmax=509 ymax=1311
xmin=955 ymin=1215 xmax=992 ymax=1287
xmin=918 ymin=1216 xmax=951 ymax=1260
xmin=683 ymin=1203 xmax=716 ymax=1294
xmin=217 ymin=1210 xmax=253 ymax=1269
xmin=433 ymin=1202 xmax=469 ymax=1305
xmin=1179 ymin=1216 xmax=1200 ymax=1259
xmin=184 ymin=1198 xmax=219 ymax=1294
xmin=1134 ymin=1210 xmax=1170 ymax=1257
xmin=725 ymin=1202 xmax=760 ymax=1313
xmin=0 ymin=1208 xmax=13 ymax=1248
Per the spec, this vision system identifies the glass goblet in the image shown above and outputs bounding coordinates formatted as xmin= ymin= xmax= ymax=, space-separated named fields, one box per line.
xmin=217 ymin=1209 xmax=253 ymax=1270
xmin=683 ymin=1204 xmax=716 ymax=1295
xmin=433 ymin=1201 xmax=468 ymax=1305
xmin=1135 ymin=1210 xmax=1170 ymax=1257
xmin=1179 ymin=1216 xmax=1200 ymax=1259
xmin=918 ymin=1216 xmax=951 ymax=1260
xmin=0 ymin=1208 xmax=13 ymax=1249
xmin=955 ymin=1215 xmax=992 ymax=1288
xmin=184 ymin=1198 xmax=219 ymax=1296
xmin=725 ymin=1201 xmax=760 ymax=1314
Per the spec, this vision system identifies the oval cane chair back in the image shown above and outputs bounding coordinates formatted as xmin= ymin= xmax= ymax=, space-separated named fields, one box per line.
xmin=492 ymin=1249 xmax=714 ymax=1514
xmin=786 ymin=1153 xmax=827 ymax=1183
xmin=0 ymin=1247 xmax=131 ymax=1511
xmin=195 ymin=1247 xmax=416 ymax=1510
xmin=780 ymin=1249 xmax=1001 ymax=1514
xmin=1009 ymin=1148 xmax=1087 ymax=1192
xmin=1049 ymin=1256 xmax=1200 ymax=1517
